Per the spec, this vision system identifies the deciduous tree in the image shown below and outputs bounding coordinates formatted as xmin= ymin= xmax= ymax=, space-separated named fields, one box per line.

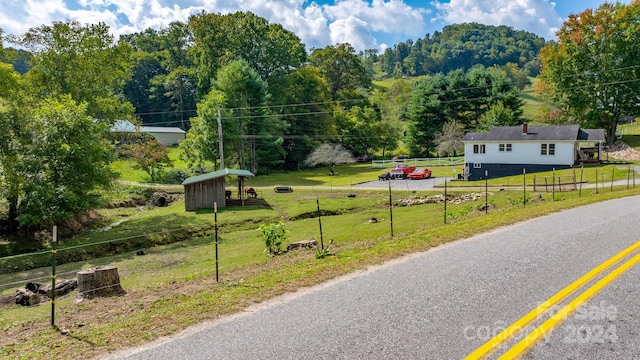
xmin=11 ymin=21 xmax=134 ymax=122
xmin=538 ymin=1 xmax=640 ymax=143
xmin=123 ymin=140 xmax=173 ymax=183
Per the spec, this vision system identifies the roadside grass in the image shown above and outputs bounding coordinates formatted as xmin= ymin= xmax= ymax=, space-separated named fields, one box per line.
xmin=1 ymin=185 xmax=640 ymax=359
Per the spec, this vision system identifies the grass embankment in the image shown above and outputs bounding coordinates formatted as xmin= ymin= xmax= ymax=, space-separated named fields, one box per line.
xmin=2 ymin=179 xmax=640 ymax=358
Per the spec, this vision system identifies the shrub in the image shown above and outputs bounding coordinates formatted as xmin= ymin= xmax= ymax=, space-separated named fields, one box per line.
xmin=259 ymin=221 xmax=288 ymax=255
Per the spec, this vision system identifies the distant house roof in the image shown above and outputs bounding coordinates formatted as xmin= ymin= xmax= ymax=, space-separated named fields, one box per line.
xmin=463 ymin=124 xmax=605 ymax=142
xmin=182 ymin=168 xmax=255 ymax=186
xmin=111 ymin=120 xmax=185 ymax=134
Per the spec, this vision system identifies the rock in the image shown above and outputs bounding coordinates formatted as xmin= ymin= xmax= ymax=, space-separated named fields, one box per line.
xmin=369 ymin=217 xmax=379 ymax=223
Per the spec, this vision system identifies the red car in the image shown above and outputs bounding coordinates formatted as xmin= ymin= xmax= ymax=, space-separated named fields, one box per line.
xmin=409 ymin=168 xmax=432 ymax=180
xmin=391 ymin=163 xmax=416 ymax=175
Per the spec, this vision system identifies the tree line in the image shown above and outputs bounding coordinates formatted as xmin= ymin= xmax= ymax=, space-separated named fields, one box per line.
xmin=374 ymin=23 xmax=547 ymax=78
xmin=1 ymin=2 xmax=639 ymax=229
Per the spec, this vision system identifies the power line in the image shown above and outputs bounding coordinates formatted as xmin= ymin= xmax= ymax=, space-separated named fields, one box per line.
xmin=131 ymin=65 xmax=640 ymax=123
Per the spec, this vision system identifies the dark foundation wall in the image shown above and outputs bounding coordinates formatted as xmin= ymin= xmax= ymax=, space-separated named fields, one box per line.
xmin=465 ymin=163 xmax=572 ymax=181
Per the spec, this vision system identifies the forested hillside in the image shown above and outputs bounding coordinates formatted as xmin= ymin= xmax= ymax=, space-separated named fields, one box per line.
xmin=374 ymin=23 xmax=548 ymax=77
xmin=2 ymin=1 xmax=639 ymax=229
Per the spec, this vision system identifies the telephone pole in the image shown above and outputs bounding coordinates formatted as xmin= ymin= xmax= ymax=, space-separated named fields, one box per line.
xmin=218 ymin=106 xmax=225 ymax=169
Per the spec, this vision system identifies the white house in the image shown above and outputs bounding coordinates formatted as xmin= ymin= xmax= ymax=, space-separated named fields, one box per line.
xmin=111 ymin=120 xmax=186 ymax=146
xmin=462 ymin=123 xmax=605 ymax=181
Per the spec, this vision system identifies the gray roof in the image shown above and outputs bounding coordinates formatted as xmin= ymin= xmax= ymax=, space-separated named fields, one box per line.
xmin=463 ymin=124 xmax=605 ymax=142
xmin=182 ymin=168 xmax=255 ymax=186
xmin=111 ymin=120 xmax=185 ymax=134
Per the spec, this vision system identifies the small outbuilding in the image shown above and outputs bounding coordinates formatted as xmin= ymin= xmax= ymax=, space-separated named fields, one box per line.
xmin=182 ymin=169 xmax=255 ymax=211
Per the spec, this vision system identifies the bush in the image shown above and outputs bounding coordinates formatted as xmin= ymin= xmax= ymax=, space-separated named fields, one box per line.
xmin=259 ymin=221 xmax=288 ymax=255
xmin=157 ymin=169 xmax=189 ymax=184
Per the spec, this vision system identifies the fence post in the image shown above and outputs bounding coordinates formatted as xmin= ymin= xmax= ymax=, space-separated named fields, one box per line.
xmin=444 ymin=176 xmax=447 ymax=224
xmin=51 ymin=225 xmax=57 ymax=328
xmin=214 ymin=202 xmax=219 ymax=283
xmin=611 ymin=167 xmax=615 ymax=191
xmin=484 ymin=170 xmax=488 ymax=214
xmin=552 ymin=168 xmax=555 ymax=201
xmin=316 ymin=195 xmax=325 ymax=249
xmin=579 ymin=165 xmax=584 ymax=198
xmin=523 ymin=168 xmax=526 ymax=207
xmin=388 ymin=180 xmax=394 ymax=237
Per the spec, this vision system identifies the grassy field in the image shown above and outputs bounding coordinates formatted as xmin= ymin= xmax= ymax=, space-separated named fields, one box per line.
xmin=2 ymin=171 xmax=640 ymax=358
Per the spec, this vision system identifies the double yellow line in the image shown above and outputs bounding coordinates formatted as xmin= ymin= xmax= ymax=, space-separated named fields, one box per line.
xmin=465 ymin=240 xmax=640 ymax=359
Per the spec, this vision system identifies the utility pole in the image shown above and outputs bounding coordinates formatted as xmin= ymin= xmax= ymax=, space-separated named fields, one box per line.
xmin=218 ymin=106 xmax=225 ymax=169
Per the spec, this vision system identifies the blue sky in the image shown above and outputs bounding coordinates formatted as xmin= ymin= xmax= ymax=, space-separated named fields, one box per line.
xmin=0 ymin=1 xmax=632 ymax=52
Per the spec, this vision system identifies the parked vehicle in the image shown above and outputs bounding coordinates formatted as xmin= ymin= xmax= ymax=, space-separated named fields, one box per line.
xmin=393 ymin=154 xmax=409 ymax=160
xmin=378 ymin=169 xmax=408 ymax=180
xmin=391 ymin=163 xmax=416 ymax=175
xmin=409 ymin=168 xmax=432 ymax=180
xmin=356 ymin=154 xmax=371 ymax=163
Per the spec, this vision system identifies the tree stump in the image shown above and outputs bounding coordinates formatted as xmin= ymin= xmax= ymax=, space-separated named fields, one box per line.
xmin=77 ymin=266 xmax=124 ymax=299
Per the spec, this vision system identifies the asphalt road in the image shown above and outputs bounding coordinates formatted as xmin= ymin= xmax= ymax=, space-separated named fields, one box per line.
xmin=106 ymin=195 xmax=640 ymax=360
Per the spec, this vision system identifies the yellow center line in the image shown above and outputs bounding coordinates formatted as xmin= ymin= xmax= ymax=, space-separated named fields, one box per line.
xmin=500 ymin=251 xmax=640 ymax=359
xmin=464 ymin=240 xmax=640 ymax=360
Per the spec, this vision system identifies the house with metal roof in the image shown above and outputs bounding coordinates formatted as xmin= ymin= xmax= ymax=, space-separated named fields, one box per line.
xmin=462 ymin=123 xmax=605 ymax=181
xmin=111 ymin=120 xmax=186 ymax=146
xmin=182 ymin=169 xmax=255 ymax=211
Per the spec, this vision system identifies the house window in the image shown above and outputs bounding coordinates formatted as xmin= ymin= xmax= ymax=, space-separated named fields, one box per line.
xmin=499 ymin=144 xmax=512 ymax=152
xmin=541 ymin=143 xmax=556 ymax=156
xmin=473 ymin=144 xmax=486 ymax=154
xmin=473 ymin=163 xmax=482 ymax=169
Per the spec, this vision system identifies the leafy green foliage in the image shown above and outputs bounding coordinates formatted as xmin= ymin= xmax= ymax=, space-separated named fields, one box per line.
xmin=122 ymin=140 xmax=173 ymax=183
xmin=18 ymin=96 xmax=116 ymax=226
xmin=539 ymin=2 xmax=640 ymax=143
xmin=379 ymin=23 xmax=547 ymax=77
xmin=189 ymin=11 xmax=306 ymax=97
xmin=276 ymin=66 xmax=336 ymax=170
xmin=315 ymin=246 xmax=332 ymax=259
xmin=309 ymin=43 xmax=371 ymax=100
xmin=12 ymin=20 xmax=134 ymax=122
xmin=406 ymin=67 xmax=523 ymax=156
xmin=259 ymin=221 xmax=288 ymax=255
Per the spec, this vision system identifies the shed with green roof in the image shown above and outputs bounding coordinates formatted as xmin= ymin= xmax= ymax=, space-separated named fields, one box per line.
xmin=182 ymin=168 xmax=255 ymax=211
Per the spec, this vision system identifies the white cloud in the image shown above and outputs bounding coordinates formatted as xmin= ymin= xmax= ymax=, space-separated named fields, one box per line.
xmin=432 ymin=0 xmax=563 ymax=39
xmin=0 ymin=0 xmax=432 ymax=52
xmin=329 ymin=16 xmax=377 ymax=50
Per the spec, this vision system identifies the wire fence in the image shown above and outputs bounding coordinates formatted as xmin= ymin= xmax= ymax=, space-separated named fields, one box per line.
xmin=0 ymin=168 xmax=638 ymax=329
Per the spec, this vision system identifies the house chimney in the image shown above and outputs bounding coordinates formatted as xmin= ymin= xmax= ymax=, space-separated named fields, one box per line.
xmin=522 ymin=122 xmax=528 ymax=134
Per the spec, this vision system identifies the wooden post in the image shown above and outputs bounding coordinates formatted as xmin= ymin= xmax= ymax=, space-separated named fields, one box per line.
xmin=579 ymin=165 xmax=584 ymax=198
xmin=523 ymin=168 xmax=526 ymax=207
xmin=611 ymin=167 xmax=615 ymax=191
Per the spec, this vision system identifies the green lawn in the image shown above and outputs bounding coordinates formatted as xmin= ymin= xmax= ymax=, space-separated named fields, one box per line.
xmin=2 ymin=184 xmax=640 ymax=358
